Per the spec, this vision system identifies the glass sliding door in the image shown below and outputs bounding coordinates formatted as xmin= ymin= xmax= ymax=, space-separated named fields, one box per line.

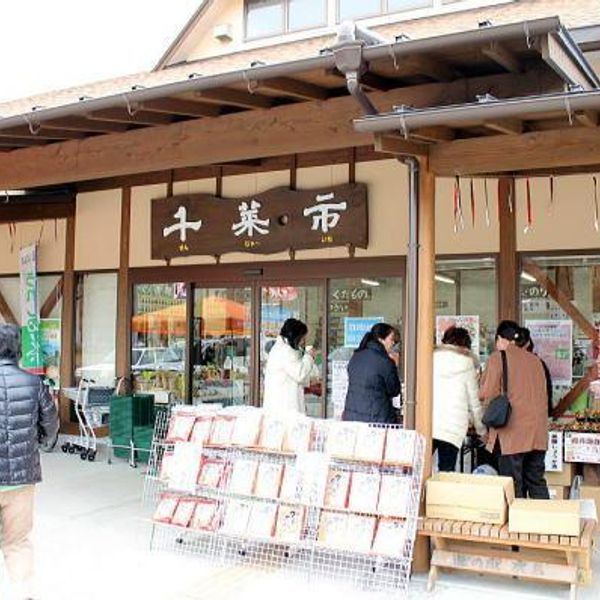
xmin=131 ymin=283 xmax=187 ymax=400
xmin=192 ymin=287 xmax=252 ymax=407
xmin=259 ymin=285 xmax=324 ymax=417
xmin=327 ymin=276 xmax=403 ymax=419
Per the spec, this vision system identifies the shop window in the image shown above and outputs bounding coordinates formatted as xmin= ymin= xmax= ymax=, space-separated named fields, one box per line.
xmin=246 ymin=0 xmax=326 ymax=39
xmin=338 ymin=0 xmax=382 ymax=21
xmin=259 ymin=285 xmax=324 ymax=417
xmin=131 ymin=283 xmax=187 ymax=401
xmin=435 ymin=258 xmax=497 ymax=365
xmin=387 ymin=0 xmax=432 ymax=12
xmin=520 ymin=256 xmax=600 ymax=411
xmin=74 ymin=273 xmax=117 ymax=387
xmin=192 ymin=287 xmax=252 ymax=407
xmin=327 ymin=277 xmax=403 ymax=419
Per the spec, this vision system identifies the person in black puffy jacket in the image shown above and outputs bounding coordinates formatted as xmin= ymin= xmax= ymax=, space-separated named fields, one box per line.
xmin=342 ymin=323 xmax=402 ymax=424
xmin=0 ymin=323 xmax=58 ymax=600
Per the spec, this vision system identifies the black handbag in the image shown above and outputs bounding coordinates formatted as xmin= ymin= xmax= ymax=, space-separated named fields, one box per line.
xmin=482 ymin=350 xmax=512 ymax=429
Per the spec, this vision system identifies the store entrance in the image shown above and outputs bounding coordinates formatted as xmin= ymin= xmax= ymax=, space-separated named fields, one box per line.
xmin=259 ymin=284 xmax=325 ymax=417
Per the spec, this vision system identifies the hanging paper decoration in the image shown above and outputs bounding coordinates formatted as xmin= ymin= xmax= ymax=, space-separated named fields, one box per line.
xmin=484 ymin=179 xmax=491 ymax=227
xmin=524 ymin=178 xmax=533 ymax=234
xmin=453 ymin=175 xmax=465 ymax=233
xmin=470 ymin=179 xmax=476 ymax=228
xmin=548 ymin=176 xmax=554 ymax=214
xmin=507 ymin=179 xmax=514 ymax=213
xmin=593 ymin=176 xmax=599 ymax=232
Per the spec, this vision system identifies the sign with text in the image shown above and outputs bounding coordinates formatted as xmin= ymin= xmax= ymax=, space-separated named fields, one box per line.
xmin=545 ymin=430 xmax=563 ymax=472
xmin=151 ymin=184 xmax=368 ymax=259
xmin=344 ymin=316 xmax=383 ymax=348
xmin=525 ymin=319 xmax=573 ymax=386
xmin=19 ymin=245 xmax=43 ymax=374
xmin=564 ymin=432 xmax=600 ymax=464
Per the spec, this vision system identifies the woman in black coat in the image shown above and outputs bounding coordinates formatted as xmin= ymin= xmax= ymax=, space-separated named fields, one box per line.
xmin=342 ymin=323 xmax=402 ymax=424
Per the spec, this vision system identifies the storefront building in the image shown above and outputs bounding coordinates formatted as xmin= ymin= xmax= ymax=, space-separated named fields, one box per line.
xmin=0 ymin=0 xmax=600 ymax=438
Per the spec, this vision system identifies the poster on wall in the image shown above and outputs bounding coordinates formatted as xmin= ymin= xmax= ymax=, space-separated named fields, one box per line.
xmin=331 ymin=360 xmax=349 ymax=419
xmin=40 ymin=319 xmax=61 ymax=387
xmin=525 ymin=320 xmax=573 ymax=386
xmin=344 ymin=317 xmax=383 ymax=348
xmin=19 ymin=245 xmax=43 ymax=374
xmin=435 ymin=315 xmax=480 ymax=359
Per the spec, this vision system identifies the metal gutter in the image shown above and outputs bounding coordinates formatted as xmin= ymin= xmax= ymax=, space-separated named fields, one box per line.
xmin=0 ymin=17 xmax=586 ymax=135
xmin=353 ymin=89 xmax=600 ymax=134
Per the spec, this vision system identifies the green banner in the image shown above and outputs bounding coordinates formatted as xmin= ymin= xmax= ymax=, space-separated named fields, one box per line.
xmin=19 ymin=244 xmax=43 ymax=374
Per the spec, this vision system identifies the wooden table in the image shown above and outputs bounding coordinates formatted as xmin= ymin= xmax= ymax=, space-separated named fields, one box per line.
xmin=418 ymin=517 xmax=596 ymax=599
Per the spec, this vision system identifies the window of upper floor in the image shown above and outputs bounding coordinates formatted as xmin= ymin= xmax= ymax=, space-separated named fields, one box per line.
xmin=245 ymin=0 xmax=480 ymax=40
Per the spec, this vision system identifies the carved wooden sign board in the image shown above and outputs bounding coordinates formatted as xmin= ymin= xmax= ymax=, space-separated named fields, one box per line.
xmin=151 ymin=183 xmax=368 ymax=260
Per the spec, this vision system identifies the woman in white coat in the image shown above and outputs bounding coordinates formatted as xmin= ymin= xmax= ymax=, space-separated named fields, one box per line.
xmin=433 ymin=326 xmax=486 ymax=471
xmin=263 ymin=318 xmax=316 ymax=414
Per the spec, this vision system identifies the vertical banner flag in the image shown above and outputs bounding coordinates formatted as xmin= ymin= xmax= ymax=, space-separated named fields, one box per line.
xmin=19 ymin=244 xmax=43 ymax=374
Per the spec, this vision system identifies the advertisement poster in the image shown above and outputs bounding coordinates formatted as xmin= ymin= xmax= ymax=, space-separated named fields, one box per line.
xmin=564 ymin=432 xmax=600 ymax=464
xmin=436 ymin=315 xmax=480 ymax=359
xmin=344 ymin=316 xmax=383 ymax=348
xmin=331 ymin=360 xmax=349 ymax=419
xmin=525 ymin=320 xmax=573 ymax=386
xmin=40 ymin=318 xmax=61 ymax=386
xmin=19 ymin=245 xmax=43 ymax=374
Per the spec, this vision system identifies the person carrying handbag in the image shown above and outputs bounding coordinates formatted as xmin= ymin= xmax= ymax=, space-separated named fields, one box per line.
xmin=479 ymin=320 xmax=550 ymax=499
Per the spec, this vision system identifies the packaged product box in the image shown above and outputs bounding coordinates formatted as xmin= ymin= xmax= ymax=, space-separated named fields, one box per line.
xmin=324 ymin=469 xmax=351 ymax=509
xmin=354 ymin=424 xmax=386 ymax=463
xmin=383 ymin=429 xmax=416 ymax=465
xmin=198 ymin=458 xmax=227 ymax=489
xmin=580 ymin=485 xmax=600 ymax=509
xmin=231 ymin=410 xmax=263 ymax=447
xmin=378 ymin=475 xmax=412 ymax=518
xmin=318 ymin=511 xmax=348 ymax=548
xmin=326 ymin=421 xmax=358 ymax=459
xmin=259 ymin=415 xmax=288 ymax=451
xmin=190 ymin=416 xmax=214 ymax=445
xmin=280 ymin=464 xmax=300 ymax=502
xmin=372 ymin=518 xmax=407 ymax=557
xmin=545 ymin=462 xmax=575 ymax=487
xmin=548 ymin=485 xmax=569 ymax=500
xmin=166 ymin=412 xmax=196 ymax=443
xmin=346 ymin=514 xmax=377 ymax=553
xmin=509 ymin=499 xmax=581 ymax=536
xmin=426 ymin=472 xmax=515 ymax=525
xmin=275 ymin=505 xmax=305 ymax=543
xmin=171 ymin=497 xmax=198 ymax=528
xmin=246 ymin=501 xmax=278 ymax=539
xmin=190 ymin=498 xmax=221 ymax=531
xmin=348 ymin=472 xmax=381 ymax=514
xmin=228 ymin=458 xmax=259 ymax=496
xmin=283 ymin=418 xmax=312 ymax=454
xmin=153 ymin=493 xmax=180 ymax=524
xmin=209 ymin=415 xmax=236 ymax=446
xmin=220 ymin=499 xmax=253 ymax=536
xmin=254 ymin=462 xmax=284 ymax=498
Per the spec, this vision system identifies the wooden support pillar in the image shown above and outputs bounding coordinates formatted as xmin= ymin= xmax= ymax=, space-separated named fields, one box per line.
xmin=413 ymin=158 xmax=436 ymax=573
xmin=115 ymin=187 xmax=132 ymax=380
xmin=498 ymin=177 xmax=518 ymax=321
xmin=59 ymin=213 xmax=76 ymax=429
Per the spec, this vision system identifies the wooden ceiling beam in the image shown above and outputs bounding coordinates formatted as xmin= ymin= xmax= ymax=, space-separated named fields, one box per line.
xmin=482 ymin=42 xmax=522 ymax=74
xmin=0 ymin=69 xmax=564 ymax=188
xmin=574 ymin=110 xmax=599 ymax=128
xmin=401 ymin=55 xmax=460 ymax=82
xmin=410 ymin=126 xmax=455 ymax=143
xmin=0 ymin=126 xmax=87 ymax=141
xmin=140 ymin=97 xmax=220 ymax=118
xmin=538 ymin=33 xmax=594 ymax=90
xmin=258 ymin=76 xmax=329 ymax=101
xmin=483 ymin=119 xmax=524 ymax=135
xmin=374 ymin=134 xmax=428 ymax=156
xmin=430 ymin=125 xmax=600 ymax=176
xmin=44 ymin=116 xmax=129 ymax=134
xmin=193 ymin=88 xmax=273 ymax=109
xmin=0 ymin=137 xmax=48 ymax=148
xmin=87 ymin=108 xmax=174 ymax=126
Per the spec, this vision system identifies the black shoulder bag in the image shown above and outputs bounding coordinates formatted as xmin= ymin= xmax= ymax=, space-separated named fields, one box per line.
xmin=482 ymin=350 xmax=512 ymax=429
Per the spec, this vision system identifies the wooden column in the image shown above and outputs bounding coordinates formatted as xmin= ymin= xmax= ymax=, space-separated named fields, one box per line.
xmin=115 ymin=187 xmax=132 ymax=380
xmin=498 ymin=177 xmax=518 ymax=321
xmin=413 ymin=158 xmax=436 ymax=573
xmin=59 ymin=213 xmax=76 ymax=429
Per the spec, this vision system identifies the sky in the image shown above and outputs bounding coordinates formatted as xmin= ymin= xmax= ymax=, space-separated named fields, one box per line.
xmin=0 ymin=1 xmax=202 ymax=102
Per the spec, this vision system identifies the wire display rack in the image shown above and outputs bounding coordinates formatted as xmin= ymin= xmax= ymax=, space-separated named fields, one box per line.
xmin=144 ymin=406 xmax=425 ymax=597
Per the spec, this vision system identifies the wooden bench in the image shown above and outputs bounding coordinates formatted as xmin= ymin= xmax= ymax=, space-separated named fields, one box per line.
xmin=418 ymin=517 xmax=596 ymax=600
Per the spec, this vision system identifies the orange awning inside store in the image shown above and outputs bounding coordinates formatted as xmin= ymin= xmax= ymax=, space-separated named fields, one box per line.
xmin=131 ymin=297 xmax=249 ymax=337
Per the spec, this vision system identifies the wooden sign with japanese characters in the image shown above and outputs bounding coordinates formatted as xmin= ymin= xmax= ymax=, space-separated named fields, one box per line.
xmin=151 ymin=183 xmax=368 ymax=259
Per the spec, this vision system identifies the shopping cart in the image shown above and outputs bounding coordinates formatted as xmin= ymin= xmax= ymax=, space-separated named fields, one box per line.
xmin=61 ymin=379 xmax=113 ymax=461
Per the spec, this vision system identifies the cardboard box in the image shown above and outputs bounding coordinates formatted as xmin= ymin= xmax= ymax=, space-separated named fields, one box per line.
xmin=426 ymin=473 xmax=514 ymax=525
xmin=545 ymin=462 xmax=575 ymax=487
xmin=509 ymin=499 xmax=581 ymax=536
xmin=548 ymin=485 xmax=569 ymax=500
xmin=580 ymin=485 xmax=600 ymax=507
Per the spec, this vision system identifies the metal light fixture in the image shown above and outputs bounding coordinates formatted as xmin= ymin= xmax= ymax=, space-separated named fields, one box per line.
xmin=434 ymin=274 xmax=456 ymax=285
xmin=361 ymin=278 xmax=380 ymax=287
